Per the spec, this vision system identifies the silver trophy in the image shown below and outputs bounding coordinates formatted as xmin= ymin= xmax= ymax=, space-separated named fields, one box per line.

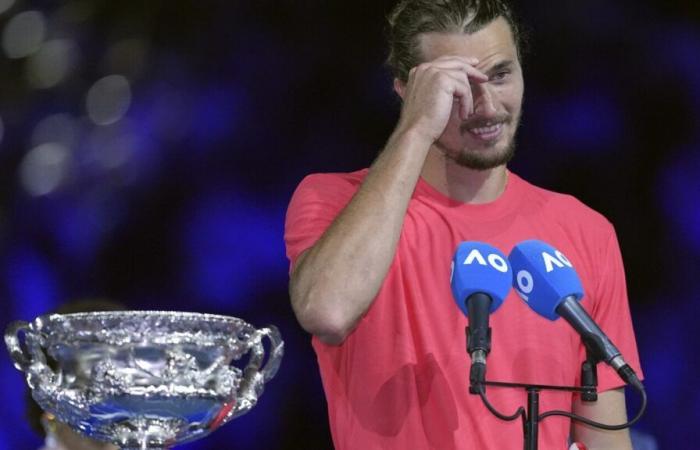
xmin=4 ymin=311 xmax=283 ymax=449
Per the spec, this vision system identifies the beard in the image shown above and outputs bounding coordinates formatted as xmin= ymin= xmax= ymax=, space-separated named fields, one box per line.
xmin=451 ymin=135 xmax=517 ymax=170
xmin=436 ymin=112 xmax=521 ymax=171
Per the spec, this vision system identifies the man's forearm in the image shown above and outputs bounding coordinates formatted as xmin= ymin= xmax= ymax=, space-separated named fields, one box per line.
xmin=572 ymin=388 xmax=633 ymax=450
xmin=290 ymin=127 xmax=431 ymax=345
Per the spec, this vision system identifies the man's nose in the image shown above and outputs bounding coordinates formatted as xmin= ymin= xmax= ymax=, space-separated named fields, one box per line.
xmin=472 ymin=84 xmax=497 ymax=117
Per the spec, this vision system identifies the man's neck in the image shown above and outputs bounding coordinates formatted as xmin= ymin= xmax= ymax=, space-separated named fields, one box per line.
xmin=420 ymin=147 xmax=509 ymax=204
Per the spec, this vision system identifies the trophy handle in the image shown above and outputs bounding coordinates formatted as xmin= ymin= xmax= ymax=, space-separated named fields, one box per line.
xmin=226 ymin=325 xmax=284 ymax=421
xmin=5 ymin=320 xmax=40 ymax=371
xmin=248 ymin=325 xmax=283 ymax=382
xmin=4 ymin=320 xmax=59 ymax=392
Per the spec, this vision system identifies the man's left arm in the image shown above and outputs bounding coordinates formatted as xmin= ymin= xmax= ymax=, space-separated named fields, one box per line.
xmin=569 ymin=222 xmax=643 ymax=450
xmin=571 ymin=388 xmax=632 ymax=450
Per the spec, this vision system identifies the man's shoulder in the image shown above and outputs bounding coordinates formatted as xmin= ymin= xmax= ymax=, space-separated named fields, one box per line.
xmin=297 ymin=168 xmax=369 ymax=191
xmin=288 ymin=168 xmax=369 ymax=210
xmin=516 ymin=175 xmax=613 ymax=232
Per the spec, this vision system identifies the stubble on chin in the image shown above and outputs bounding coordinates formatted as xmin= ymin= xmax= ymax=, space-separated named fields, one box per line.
xmin=436 ymin=134 xmax=517 ymax=171
xmin=437 ymin=109 xmax=522 ymax=171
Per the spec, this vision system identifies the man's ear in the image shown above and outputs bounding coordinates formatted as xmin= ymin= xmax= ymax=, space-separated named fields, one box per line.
xmin=393 ymin=78 xmax=406 ymax=100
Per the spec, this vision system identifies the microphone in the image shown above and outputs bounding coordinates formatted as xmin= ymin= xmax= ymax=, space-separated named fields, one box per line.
xmin=450 ymin=241 xmax=512 ymax=393
xmin=508 ymin=239 xmax=642 ymax=389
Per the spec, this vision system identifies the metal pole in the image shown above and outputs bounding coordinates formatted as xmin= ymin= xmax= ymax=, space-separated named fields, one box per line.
xmin=524 ymin=388 xmax=540 ymax=450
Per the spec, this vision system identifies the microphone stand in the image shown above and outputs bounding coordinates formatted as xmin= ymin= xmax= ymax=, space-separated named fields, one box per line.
xmin=468 ymin=324 xmax=600 ymax=450
xmin=481 ymin=356 xmax=598 ymax=450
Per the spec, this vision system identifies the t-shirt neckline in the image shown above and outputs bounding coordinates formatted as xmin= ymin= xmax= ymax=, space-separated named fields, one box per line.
xmin=415 ymin=169 xmax=524 ymax=220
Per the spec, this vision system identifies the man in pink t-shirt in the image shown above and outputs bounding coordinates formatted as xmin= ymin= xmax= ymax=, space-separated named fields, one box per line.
xmin=284 ymin=1 xmax=642 ymax=449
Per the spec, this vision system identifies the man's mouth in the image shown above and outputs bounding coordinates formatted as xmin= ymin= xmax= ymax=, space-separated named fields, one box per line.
xmin=466 ymin=122 xmax=505 ymax=141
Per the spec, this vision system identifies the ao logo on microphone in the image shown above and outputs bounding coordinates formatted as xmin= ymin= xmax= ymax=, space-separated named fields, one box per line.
xmin=515 ymin=249 xmax=573 ymax=302
xmin=463 ymin=248 xmax=509 ymax=273
xmin=541 ymin=250 xmax=573 ymax=273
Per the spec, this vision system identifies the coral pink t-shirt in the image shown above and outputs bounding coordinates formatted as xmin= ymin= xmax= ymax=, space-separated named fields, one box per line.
xmin=284 ymin=169 xmax=642 ymax=450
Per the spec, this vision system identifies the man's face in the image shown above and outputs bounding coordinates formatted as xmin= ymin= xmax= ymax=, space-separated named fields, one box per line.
xmin=418 ymin=18 xmax=524 ymax=170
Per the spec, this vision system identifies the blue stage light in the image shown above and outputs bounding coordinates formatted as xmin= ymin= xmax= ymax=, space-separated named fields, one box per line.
xmin=178 ymin=190 xmax=288 ymax=309
xmin=3 ymin=245 xmax=59 ymax=320
xmin=657 ymin=147 xmax=700 ymax=254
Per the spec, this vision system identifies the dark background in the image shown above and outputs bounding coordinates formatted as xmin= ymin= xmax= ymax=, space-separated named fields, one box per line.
xmin=0 ymin=0 xmax=698 ymax=448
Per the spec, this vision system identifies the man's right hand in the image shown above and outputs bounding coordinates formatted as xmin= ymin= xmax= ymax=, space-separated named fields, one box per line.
xmin=396 ymin=56 xmax=489 ymax=144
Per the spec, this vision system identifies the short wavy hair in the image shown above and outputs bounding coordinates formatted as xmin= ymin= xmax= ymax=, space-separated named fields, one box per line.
xmin=386 ymin=0 xmax=524 ymax=82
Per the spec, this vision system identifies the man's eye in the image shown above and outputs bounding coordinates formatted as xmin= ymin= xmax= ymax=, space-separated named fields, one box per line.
xmin=491 ymin=71 xmax=510 ymax=81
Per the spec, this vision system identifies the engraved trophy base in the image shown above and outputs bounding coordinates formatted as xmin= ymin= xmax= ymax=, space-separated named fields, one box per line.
xmin=5 ymin=311 xmax=283 ymax=449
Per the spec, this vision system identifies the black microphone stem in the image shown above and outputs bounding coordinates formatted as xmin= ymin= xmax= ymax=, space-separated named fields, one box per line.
xmin=556 ymin=296 xmax=642 ymax=389
xmin=466 ymin=292 xmax=492 ymax=394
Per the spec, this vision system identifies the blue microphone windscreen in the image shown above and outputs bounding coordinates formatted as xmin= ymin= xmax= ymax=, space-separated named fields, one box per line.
xmin=450 ymin=241 xmax=512 ymax=317
xmin=508 ymin=240 xmax=584 ymax=320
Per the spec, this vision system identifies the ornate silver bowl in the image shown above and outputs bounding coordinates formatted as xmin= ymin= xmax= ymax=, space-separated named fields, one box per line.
xmin=4 ymin=311 xmax=283 ymax=449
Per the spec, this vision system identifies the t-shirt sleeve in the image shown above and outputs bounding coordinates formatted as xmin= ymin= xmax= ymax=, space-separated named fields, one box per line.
xmin=589 ymin=225 xmax=644 ymax=392
xmin=284 ymin=173 xmax=359 ymax=271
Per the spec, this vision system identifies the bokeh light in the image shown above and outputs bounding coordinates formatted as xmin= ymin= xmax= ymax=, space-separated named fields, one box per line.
xmin=19 ymin=142 xmax=72 ymax=196
xmin=30 ymin=113 xmax=81 ymax=149
xmin=0 ymin=0 xmax=15 ymax=16
xmin=84 ymin=119 xmax=136 ymax=171
xmin=25 ymin=38 xmax=79 ymax=89
xmin=1 ymin=10 xmax=46 ymax=59
xmin=85 ymin=74 xmax=132 ymax=125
